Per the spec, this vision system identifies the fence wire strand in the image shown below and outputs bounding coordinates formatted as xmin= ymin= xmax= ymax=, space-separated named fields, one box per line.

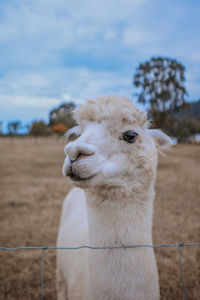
xmin=1 ymin=242 xmax=200 ymax=299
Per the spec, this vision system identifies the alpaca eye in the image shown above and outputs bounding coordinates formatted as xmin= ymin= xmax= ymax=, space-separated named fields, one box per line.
xmin=122 ymin=131 xmax=138 ymax=143
xmin=68 ymin=133 xmax=81 ymax=142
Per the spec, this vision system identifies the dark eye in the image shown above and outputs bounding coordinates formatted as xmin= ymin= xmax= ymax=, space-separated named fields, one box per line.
xmin=122 ymin=131 xmax=138 ymax=143
xmin=68 ymin=133 xmax=81 ymax=142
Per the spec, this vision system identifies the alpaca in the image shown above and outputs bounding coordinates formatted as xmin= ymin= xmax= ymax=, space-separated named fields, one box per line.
xmin=57 ymin=96 xmax=172 ymax=300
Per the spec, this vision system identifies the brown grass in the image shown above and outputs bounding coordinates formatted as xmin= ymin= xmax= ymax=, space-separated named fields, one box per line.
xmin=0 ymin=137 xmax=199 ymax=299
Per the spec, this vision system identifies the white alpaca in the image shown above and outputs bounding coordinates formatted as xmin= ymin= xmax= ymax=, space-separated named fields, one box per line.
xmin=57 ymin=96 xmax=172 ymax=300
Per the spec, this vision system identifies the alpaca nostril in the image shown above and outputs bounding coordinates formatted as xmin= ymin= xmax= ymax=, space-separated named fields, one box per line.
xmin=76 ymin=152 xmax=82 ymax=161
xmin=69 ymin=152 xmax=80 ymax=163
xmin=72 ymin=151 xmax=91 ymax=163
xmin=66 ymin=143 xmax=95 ymax=162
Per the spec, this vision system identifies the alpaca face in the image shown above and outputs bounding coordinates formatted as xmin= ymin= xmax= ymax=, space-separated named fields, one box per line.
xmin=63 ymin=96 xmax=172 ymax=189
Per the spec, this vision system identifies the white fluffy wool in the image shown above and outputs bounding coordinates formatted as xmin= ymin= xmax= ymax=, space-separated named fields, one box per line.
xmin=57 ymin=96 xmax=172 ymax=300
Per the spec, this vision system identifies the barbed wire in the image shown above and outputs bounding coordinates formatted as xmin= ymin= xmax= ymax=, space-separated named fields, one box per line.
xmin=1 ymin=242 xmax=200 ymax=300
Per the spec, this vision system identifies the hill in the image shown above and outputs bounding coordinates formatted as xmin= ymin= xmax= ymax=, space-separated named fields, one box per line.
xmin=174 ymin=100 xmax=200 ymax=121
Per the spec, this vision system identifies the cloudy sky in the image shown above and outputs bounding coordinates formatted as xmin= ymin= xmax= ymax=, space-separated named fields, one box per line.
xmin=0 ymin=0 xmax=200 ymax=132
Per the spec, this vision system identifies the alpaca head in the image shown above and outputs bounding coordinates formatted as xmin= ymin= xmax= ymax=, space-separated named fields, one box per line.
xmin=63 ymin=96 xmax=172 ymax=190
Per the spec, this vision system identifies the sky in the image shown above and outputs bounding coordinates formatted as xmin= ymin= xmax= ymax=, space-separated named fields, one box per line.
xmin=0 ymin=0 xmax=200 ymax=133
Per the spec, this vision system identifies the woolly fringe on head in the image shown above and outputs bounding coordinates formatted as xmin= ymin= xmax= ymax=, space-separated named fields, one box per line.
xmin=73 ymin=95 xmax=149 ymax=129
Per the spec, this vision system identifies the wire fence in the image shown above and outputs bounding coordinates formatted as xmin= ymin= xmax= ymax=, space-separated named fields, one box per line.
xmin=1 ymin=242 xmax=200 ymax=300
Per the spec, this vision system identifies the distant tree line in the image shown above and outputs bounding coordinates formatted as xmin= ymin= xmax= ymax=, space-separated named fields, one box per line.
xmin=0 ymin=121 xmax=3 ymax=135
xmin=163 ymin=113 xmax=200 ymax=142
xmin=29 ymin=102 xmax=76 ymax=136
xmin=7 ymin=121 xmax=22 ymax=135
xmin=3 ymin=102 xmax=76 ymax=137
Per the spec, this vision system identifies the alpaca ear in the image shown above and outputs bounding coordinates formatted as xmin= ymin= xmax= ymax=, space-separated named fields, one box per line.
xmin=149 ymin=129 xmax=173 ymax=151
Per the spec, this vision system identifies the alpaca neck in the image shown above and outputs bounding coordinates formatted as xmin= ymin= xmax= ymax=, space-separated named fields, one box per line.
xmin=84 ymin=186 xmax=157 ymax=299
xmin=85 ymin=186 xmax=154 ymax=246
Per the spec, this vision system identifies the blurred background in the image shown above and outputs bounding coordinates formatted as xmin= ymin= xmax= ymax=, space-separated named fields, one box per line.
xmin=0 ymin=0 xmax=199 ymax=299
xmin=0 ymin=0 xmax=200 ymax=139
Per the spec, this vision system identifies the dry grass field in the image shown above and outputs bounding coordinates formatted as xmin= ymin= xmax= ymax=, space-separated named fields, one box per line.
xmin=0 ymin=137 xmax=199 ymax=300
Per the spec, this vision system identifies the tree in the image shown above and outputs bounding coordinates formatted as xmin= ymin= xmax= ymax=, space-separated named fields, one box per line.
xmin=0 ymin=121 xmax=3 ymax=135
xmin=7 ymin=121 xmax=21 ymax=135
xmin=166 ymin=116 xmax=200 ymax=142
xmin=51 ymin=123 xmax=67 ymax=135
xmin=25 ymin=124 xmax=31 ymax=134
xmin=133 ymin=57 xmax=188 ymax=128
xmin=29 ymin=121 xmax=51 ymax=136
xmin=49 ymin=102 xmax=76 ymax=129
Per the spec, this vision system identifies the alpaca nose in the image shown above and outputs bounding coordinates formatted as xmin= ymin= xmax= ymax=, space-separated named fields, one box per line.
xmin=65 ymin=143 xmax=95 ymax=162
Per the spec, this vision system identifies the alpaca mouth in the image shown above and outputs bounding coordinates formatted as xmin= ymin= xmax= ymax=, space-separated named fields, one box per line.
xmin=67 ymin=170 xmax=95 ymax=182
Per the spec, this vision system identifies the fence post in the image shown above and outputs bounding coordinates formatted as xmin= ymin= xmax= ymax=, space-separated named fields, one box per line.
xmin=178 ymin=243 xmax=187 ymax=300
xmin=41 ymin=246 xmax=48 ymax=300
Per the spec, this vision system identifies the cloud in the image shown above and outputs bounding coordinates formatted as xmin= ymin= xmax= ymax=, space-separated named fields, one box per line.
xmin=0 ymin=0 xmax=155 ymax=74
xmin=0 ymin=94 xmax=60 ymax=108
xmin=0 ymin=67 xmax=134 ymax=105
xmin=0 ymin=0 xmax=148 ymax=47
xmin=0 ymin=66 xmax=136 ymax=133
xmin=122 ymin=27 xmax=157 ymax=47
xmin=1 ymin=0 xmax=200 ymax=70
